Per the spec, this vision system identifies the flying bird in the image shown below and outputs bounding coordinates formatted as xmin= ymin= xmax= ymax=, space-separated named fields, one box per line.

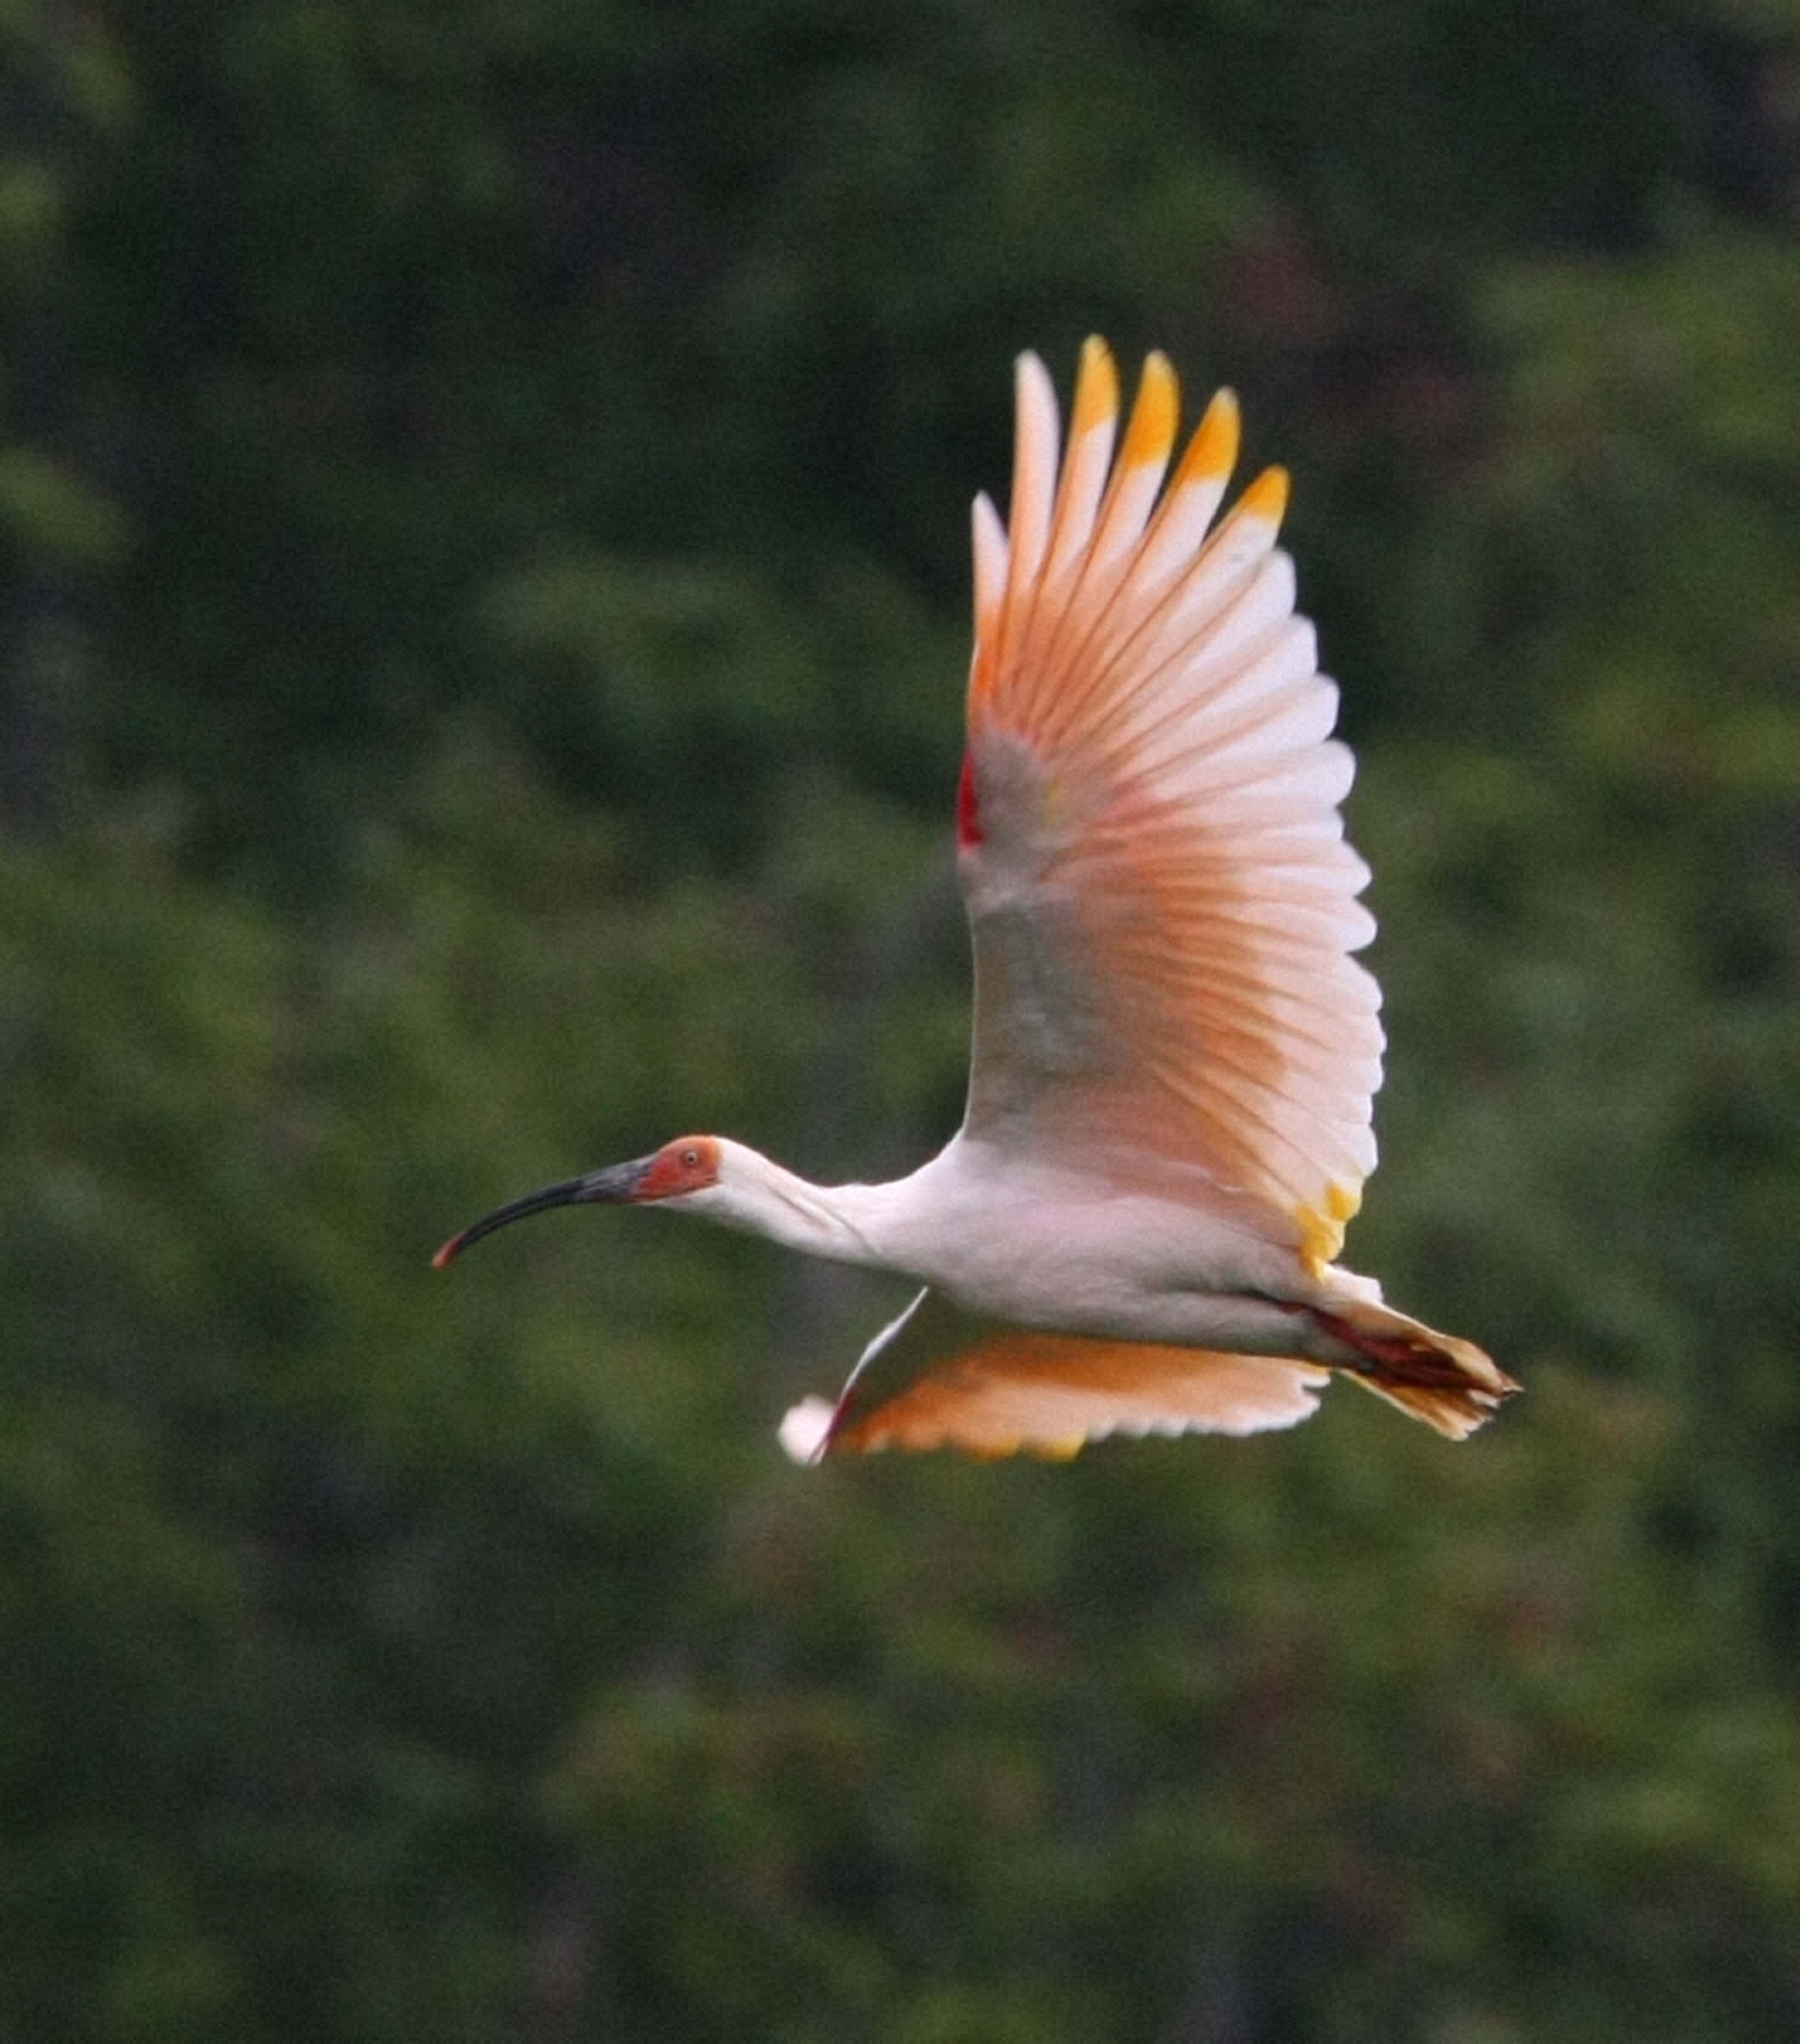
xmin=436 ymin=339 xmax=1516 ymax=1460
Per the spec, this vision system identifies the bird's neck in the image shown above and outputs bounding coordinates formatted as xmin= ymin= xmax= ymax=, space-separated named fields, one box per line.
xmin=699 ymin=1143 xmax=896 ymax=1266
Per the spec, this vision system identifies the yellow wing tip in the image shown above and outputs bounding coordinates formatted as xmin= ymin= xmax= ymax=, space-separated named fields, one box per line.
xmin=1072 ymin=335 xmax=1120 ymax=437
xmin=1120 ymin=351 xmax=1180 ymax=472
xmin=1239 ymin=462 xmax=1291 ymax=525
xmin=1167 ymin=384 xmax=1241 ymax=496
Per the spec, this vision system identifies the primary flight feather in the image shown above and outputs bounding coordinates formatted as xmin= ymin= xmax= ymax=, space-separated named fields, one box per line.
xmin=436 ymin=339 xmax=1517 ymax=1460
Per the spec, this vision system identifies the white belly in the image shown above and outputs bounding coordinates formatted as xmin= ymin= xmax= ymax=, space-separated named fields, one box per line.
xmin=864 ymin=1138 xmax=1324 ymax=1354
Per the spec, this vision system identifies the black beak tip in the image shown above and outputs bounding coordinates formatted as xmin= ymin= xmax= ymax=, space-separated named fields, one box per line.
xmin=428 ymin=1162 xmax=645 ymax=1274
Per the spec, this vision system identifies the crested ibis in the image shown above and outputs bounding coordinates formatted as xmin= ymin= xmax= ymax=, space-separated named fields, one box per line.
xmin=435 ymin=339 xmax=1516 ymax=1460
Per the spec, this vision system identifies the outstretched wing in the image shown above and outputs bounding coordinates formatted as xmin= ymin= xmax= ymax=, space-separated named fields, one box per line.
xmin=958 ymin=340 xmax=1383 ymax=1272
xmin=779 ymin=1289 xmax=1330 ymax=1462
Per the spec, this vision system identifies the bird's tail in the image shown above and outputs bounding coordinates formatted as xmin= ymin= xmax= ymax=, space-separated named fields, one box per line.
xmin=1309 ymin=1297 xmax=1519 ymax=1440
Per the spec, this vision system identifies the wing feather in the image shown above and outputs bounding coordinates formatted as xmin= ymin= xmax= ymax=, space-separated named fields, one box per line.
xmin=783 ymin=1289 xmax=1330 ymax=1461
xmin=962 ymin=341 xmax=1383 ymax=1268
xmin=1080 ymin=351 xmax=1180 ymax=582
xmin=1040 ymin=336 xmax=1119 ymax=584
xmin=971 ymin=491 xmax=1009 ymax=644
xmin=990 ymin=353 xmax=1060 ymax=683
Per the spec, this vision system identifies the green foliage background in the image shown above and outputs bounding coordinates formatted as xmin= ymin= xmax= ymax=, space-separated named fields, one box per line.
xmin=5 ymin=3 xmax=1800 ymax=2037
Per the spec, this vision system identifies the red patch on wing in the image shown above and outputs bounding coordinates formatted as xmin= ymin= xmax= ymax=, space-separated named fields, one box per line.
xmin=957 ymin=750 xmax=984 ymax=849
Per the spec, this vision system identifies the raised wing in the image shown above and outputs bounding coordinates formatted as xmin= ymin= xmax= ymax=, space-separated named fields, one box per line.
xmin=779 ymin=1289 xmax=1330 ymax=1462
xmin=958 ymin=339 xmax=1383 ymax=1272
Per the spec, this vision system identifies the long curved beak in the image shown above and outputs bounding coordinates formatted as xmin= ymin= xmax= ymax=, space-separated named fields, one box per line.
xmin=432 ymin=1156 xmax=654 ymax=1268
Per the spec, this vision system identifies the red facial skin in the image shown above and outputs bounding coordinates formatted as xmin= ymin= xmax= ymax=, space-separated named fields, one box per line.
xmin=634 ymin=1136 xmax=722 ymax=1200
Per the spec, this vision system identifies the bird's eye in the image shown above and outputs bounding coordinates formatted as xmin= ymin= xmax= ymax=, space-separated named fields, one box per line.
xmin=681 ymin=1148 xmax=700 ymax=1167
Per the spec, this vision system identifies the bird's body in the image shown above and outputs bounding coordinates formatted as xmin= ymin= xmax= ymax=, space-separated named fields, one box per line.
xmin=438 ymin=338 xmax=1518 ymax=1459
xmin=675 ymin=1135 xmax=1309 ymax=1340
